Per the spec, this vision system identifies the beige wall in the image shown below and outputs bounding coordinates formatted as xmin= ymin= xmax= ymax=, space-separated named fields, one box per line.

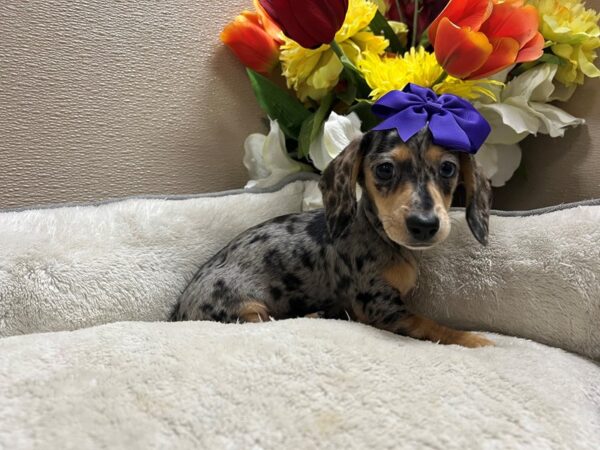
xmin=0 ymin=0 xmax=261 ymax=209
xmin=493 ymin=0 xmax=600 ymax=210
xmin=0 ymin=0 xmax=599 ymax=209
xmin=494 ymin=76 xmax=600 ymax=210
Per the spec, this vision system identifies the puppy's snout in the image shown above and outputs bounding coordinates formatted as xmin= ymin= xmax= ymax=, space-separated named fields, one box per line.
xmin=406 ymin=213 xmax=440 ymax=242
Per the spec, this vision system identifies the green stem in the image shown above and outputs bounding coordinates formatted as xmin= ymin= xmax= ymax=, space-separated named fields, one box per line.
xmin=394 ymin=0 xmax=406 ymax=23
xmin=433 ymin=71 xmax=448 ymax=86
xmin=330 ymin=40 xmax=344 ymax=56
xmin=412 ymin=0 xmax=420 ymax=48
xmin=330 ymin=39 xmax=371 ymax=102
xmin=330 ymin=40 xmax=360 ymax=75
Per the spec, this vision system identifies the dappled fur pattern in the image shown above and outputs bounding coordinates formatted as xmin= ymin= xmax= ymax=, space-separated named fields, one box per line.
xmin=173 ymin=129 xmax=492 ymax=347
xmin=460 ymin=153 xmax=491 ymax=245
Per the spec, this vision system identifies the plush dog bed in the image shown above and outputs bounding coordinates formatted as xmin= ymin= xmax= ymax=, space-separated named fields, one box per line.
xmin=0 ymin=175 xmax=599 ymax=448
xmin=2 ymin=320 xmax=599 ymax=449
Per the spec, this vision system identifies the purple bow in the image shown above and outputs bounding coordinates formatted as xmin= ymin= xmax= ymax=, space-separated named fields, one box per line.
xmin=371 ymin=84 xmax=491 ymax=154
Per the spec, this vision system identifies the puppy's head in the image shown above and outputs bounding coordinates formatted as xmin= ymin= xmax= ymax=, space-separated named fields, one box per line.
xmin=319 ymin=129 xmax=491 ymax=248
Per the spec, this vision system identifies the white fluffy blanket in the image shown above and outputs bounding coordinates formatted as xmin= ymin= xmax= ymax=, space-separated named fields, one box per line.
xmin=1 ymin=319 xmax=599 ymax=449
xmin=1 ymin=176 xmax=598 ymax=358
xmin=0 ymin=180 xmax=309 ymax=336
xmin=410 ymin=203 xmax=600 ymax=360
xmin=1 ymin=176 xmax=599 ymax=448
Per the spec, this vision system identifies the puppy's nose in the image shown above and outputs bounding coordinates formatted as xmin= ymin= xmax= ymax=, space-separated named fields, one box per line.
xmin=406 ymin=213 xmax=440 ymax=242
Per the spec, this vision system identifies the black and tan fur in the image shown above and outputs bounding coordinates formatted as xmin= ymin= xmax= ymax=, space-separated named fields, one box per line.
xmin=172 ymin=129 xmax=493 ymax=347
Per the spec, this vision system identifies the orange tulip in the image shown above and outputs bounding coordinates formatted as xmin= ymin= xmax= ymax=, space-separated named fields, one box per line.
xmin=220 ymin=11 xmax=280 ymax=74
xmin=253 ymin=0 xmax=284 ymax=44
xmin=429 ymin=0 xmax=544 ymax=79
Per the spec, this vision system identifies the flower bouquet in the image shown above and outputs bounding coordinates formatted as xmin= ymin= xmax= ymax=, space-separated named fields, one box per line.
xmin=221 ymin=0 xmax=599 ymax=188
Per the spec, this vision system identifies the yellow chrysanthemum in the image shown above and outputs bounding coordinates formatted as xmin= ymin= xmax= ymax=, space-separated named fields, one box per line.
xmin=357 ymin=47 xmax=501 ymax=101
xmin=280 ymin=0 xmax=389 ymax=101
xmin=528 ymin=0 xmax=600 ymax=85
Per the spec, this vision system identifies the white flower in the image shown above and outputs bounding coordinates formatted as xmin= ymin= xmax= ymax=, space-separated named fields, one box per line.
xmin=475 ymin=64 xmax=585 ymax=186
xmin=243 ymin=120 xmax=309 ymax=189
xmin=300 ymin=181 xmax=363 ymax=211
xmin=480 ymin=64 xmax=584 ymax=141
xmin=309 ymin=112 xmax=363 ymax=172
xmin=475 ymin=143 xmax=522 ymax=188
xmin=302 ymin=181 xmax=324 ymax=211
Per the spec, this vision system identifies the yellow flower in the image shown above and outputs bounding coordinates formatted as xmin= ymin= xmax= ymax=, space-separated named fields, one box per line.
xmin=527 ymin=0 xmax=600 ymax=85
xmin=370 ymin=0 xmax=390 ymax=14
xmin=280 ymin=0 xmax=388 ymax=101
xmin=357 ymin=47 xmax=500 ymax=101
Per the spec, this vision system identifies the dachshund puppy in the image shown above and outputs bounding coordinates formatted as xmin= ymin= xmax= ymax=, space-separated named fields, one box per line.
xmin=172 ymin=128 xmax=493 ymax=347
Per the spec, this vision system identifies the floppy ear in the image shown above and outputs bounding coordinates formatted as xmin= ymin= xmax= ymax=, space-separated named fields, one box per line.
xmin=459 ymin=153 xmax=492 ymax=245
xmin=318 ymin=137 xmax=364 ymax=239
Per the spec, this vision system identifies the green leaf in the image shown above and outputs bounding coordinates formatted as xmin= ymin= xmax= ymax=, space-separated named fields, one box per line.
xmin=246 ymin=69 xmax=311 ymax=139
xmin=511 ymin=51 xmax=568 ymax=77
xmin=297 ymin=93 xmax=335 ymax=158
xmin=418 ymin=29 xmax=430 ymax=48
xmin=329 ymin=41 xmax=361 ymax=76
xmin=369 ymin=10 xmax=405 ymax=54
xmin=297 ymin=114 xmax=316 ymax=159
xmin=311 ymin=94 xmax=334 ymax=142
xmin=537 ymin=53 xmax=567 ymax=66
xmin=329 ymin=40 xmax=371 ymax=101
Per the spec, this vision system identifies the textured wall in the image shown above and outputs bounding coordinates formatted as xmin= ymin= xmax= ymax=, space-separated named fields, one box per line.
xmin=0 ymin=0 xmax=261 ymax=209
xmin=493 ymin=0 xmax=600 ymax=209
xmin=1 ymin=0 xmax=599 ymax=209
xmin=494 ymin=77 xmax=600 ymax=210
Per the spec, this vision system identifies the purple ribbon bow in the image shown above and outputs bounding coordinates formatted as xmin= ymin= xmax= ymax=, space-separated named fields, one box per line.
xmin=371 ymin=84 xmax=491 ymax=154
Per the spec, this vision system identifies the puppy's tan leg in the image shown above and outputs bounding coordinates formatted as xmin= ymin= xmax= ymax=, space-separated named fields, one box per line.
xmin=238 ymin=300 xmax=270 ymax=323
xmin=395 ymin=314 xmax=494 ymax=348
xmin=351 ymin=274 xmax=493 ymax=348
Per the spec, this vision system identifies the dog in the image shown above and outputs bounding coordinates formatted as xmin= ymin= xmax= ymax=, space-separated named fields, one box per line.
xmin=171 ymin=128 xmax=493 ymax=348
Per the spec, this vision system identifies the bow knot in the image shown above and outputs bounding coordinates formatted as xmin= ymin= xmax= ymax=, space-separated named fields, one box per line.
xmin=371 ymin=84 xmax=491 ymax=154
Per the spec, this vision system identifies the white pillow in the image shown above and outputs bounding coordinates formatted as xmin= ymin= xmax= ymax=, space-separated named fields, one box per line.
xmin=0 ymin=175 xmax=598 ymax=360
xmin=0 ymin=178 xmax=312 ymax=336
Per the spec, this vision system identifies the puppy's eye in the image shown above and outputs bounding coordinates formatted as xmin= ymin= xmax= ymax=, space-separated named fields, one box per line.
xmin=375 ymin=163 xmax=395 ymax=181
xmin=439 ymin=161 xmax=457 ymax=178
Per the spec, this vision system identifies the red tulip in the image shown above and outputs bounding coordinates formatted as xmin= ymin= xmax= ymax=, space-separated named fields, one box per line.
xmin=221 ymin=11 xmax=280 ymax=74
xmin=428 ymin=0 xmax=544 ymax=79
xmin=258 ymin=0 xmax=349 ymax=49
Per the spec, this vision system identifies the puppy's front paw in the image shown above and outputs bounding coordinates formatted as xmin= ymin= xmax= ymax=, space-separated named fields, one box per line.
xmin=396 ymin=315 xmax=494 ymax=348
xmin=457 ymin=332 xmax=494 ymax=348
